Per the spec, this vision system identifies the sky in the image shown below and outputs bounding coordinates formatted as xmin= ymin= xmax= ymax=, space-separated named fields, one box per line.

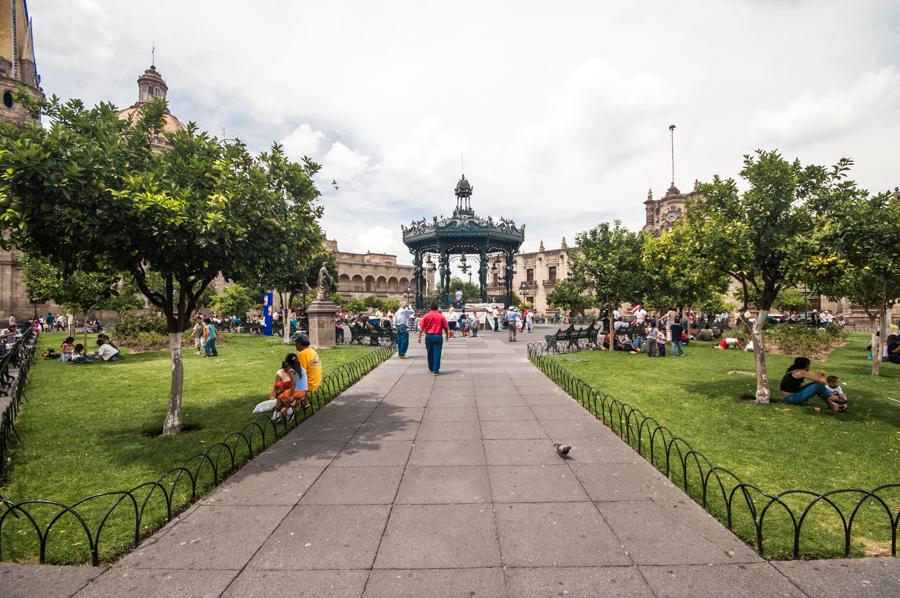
xmin=27 ymin=0 xmax=900 ymax=268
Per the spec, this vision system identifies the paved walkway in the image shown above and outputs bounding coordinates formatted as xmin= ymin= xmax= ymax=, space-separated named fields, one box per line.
xmin=3 ymin=332 xmax=898 ymax=597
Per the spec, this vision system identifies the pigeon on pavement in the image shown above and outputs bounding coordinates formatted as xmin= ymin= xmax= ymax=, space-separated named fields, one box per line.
xmin=554 ymin=443 xmax=572 ymax=458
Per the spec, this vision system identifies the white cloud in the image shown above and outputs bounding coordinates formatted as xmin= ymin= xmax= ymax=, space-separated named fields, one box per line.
xmin=356 ymin=225 xmax=401 ymax=255
xmin=321 ymin=142 xmax=374 ymax=184
xmin=281 ymin=124 xmax=326 ymax=159
xmin=756 ymin=67 xmax=900 ymax=146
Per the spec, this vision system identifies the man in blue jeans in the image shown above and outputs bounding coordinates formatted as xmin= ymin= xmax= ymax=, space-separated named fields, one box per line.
xmin=417 ymin=302 xmax=450 ymax=375
xmin=394 ymin=303 xmax=415 ymax=358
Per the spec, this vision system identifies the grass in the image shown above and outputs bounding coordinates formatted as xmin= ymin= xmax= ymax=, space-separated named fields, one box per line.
xmin=0 ymin=333 xmax=372 ymax=564
xmin=547 ymin=333 xmax=900 ymax=559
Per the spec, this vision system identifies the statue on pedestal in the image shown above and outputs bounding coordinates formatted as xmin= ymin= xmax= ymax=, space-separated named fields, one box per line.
xmin=315 ymin=262 xmax=330 ymax=301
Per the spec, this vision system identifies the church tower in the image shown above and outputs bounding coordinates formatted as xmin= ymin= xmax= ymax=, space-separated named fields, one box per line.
xmin=0 ymin=0 xmax=43 ymax=128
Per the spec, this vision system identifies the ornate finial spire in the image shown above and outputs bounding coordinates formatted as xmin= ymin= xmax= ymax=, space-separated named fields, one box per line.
xmin=453 ymin=174 xmax=474 ymax=216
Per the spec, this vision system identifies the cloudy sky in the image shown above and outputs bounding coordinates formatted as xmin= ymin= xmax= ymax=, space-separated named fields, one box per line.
xmin=28 ymin=0 xmax=900 ymax=266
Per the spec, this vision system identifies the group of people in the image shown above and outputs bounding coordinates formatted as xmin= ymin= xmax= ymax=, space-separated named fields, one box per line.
xmin=266 ymin=335 xmax=322 ymax=422
xmin=780 ymin=357 xmax=849 ymax=412
xmin=191 ymin=316 xmax=219 ymax=357
xmin=48 ymin=334 xmax=122 ymax=364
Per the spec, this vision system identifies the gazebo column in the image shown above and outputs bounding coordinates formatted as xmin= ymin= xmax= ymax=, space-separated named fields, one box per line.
xmin=504 ymin=249 xmax=515 ymax=307
xmin=438 ymin=249 xmax=450 ymax=308
xmin=413 ymin=251 xmax=423 ymax=310
xmin=478 ymin=250 xmax=488 ymax=303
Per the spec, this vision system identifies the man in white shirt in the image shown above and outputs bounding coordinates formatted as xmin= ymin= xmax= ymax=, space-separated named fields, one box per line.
xmin=94 ymin=338 xmax=123 ymax=362
xmin=394 ymin=304 xmax=415 ymax=358
xmin=506 ymin=306 xmax=518 ymax=342
xmin=455 ymin=289 xmax=463 ymax=308
xmin=634 ymin=306 xmax=647 ymax=325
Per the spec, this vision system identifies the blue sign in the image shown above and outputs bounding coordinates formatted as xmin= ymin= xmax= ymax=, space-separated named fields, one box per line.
xmin=262 ymin=292 xmax=273 ymax=336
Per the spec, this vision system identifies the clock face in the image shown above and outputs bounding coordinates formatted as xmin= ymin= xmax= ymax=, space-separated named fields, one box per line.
xmin=665 ymin=210 xmax=678 ymax=222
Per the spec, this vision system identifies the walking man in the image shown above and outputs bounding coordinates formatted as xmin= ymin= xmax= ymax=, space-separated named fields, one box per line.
xmin=417 ymin=302 xmax=449 ymax=375
xmin=670 ymin=317 xmax=686 ymax=356
xmin=395 ymin=303 xmax=415 ymax=358
xmin=506 ymin=306 xmax=518 ymax=342
xmin=493 ymin=307 xmax=500 ymax=332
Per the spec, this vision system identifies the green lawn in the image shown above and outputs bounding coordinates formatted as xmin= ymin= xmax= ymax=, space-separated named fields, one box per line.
xmin=547 ymin=333 xmax=899 ymax=559
xmin=1 ymin=333 xmax=373 ymax=564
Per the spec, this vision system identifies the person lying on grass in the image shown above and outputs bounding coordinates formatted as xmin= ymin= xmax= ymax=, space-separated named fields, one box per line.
xmin=779 ymin=356 xmax=844 ymax=412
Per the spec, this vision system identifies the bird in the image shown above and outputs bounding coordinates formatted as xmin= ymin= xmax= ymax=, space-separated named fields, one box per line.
xmin=554 ymin=443 xmax=572 ymax=458
xmin=331 ymin=179 xmax=339 ymax=191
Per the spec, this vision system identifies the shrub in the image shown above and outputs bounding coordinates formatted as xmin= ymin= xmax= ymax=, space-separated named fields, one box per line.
xmin=765 ymin=324 xmax=847 ymax=358
xmin=114 ymin=310 xmax=168 ymax=350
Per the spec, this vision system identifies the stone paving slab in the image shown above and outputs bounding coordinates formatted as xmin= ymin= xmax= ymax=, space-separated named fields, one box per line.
xmin=223 ymin=569 xmax=369 ymax=598
xmin=117 ymin=505 xmax=289 ymax=570
xmin=299 ymin=466 xmax=404 ymax=505
xmin=639 ymin=563 xmax=806 ymax=597
xmin=395 ymin=465 xmax=491 ymax=504
xmin=364 ymin=568 xmax=506 ymax=598
xmin=374 ymin=503 xmax=501 ymax=569
xmin=494 ymin=502 xmax=632 ymax=567
xmin=75 ymin=568 xmax=238 ymax=598
xmin=489 ymin=464 xmax=590 ymax=503
xmin=772 ymin=557 xmax=900 ymax=597
xmin=505 ymin=566 xmax=653 ymax=598
xmin=0 ymin=563 xmax=106 ymax=598
xmin=248 ymin=505 xmax=391 ymax=570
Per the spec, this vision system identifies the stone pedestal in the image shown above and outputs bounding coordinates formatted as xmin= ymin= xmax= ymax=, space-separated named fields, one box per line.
xmin=306 ymin=300 xmax=338 ymax=348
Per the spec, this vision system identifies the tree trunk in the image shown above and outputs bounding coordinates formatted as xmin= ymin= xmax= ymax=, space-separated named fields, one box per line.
xmin=162 ymin=331 xmax=184 ymax=436
xmin=82 ymin=310 xmax=90 ymax=349
xmin=282 ymin=304 xmax=291 ymax=345
xmin=67 ymin=313 xmax=75 ymax=338
xmin=608 ymin=303 xmax=615 ymax=351
xmin=752 ymin=308 xmax=771 ymax=403
xmin=871 ymin=312 xmax=882 ymax=377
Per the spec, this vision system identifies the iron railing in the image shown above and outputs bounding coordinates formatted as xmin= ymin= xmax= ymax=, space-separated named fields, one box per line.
xmin=527 ymin=341 xmax=899 ymax=559
xmin=0 ymin=329 xmax=38 ymax=478
xmin=0 ymin=345 xmax=393 ymax=565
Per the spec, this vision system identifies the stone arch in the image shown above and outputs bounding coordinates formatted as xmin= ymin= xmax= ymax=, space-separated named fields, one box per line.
xmin=387 ymin=276 xmax=399 ymax=292
xmin=338 ymin=274 xmax=351 ymax=291
xmin=399 ymin=277 xmax=409 ymax=290
xmin=365 ymin=275 xmax=375 ymax=293
xmin=351 ymin=274 xmax=364 ymax=293
xmin=376 ymin=276 xmax=387 ymax=291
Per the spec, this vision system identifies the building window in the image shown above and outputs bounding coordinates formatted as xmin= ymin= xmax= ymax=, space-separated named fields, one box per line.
xmin=2 ymin=91 xmax=13 ymax=109
xmin=526 ymin=268 xmax=534 ymax=283
xmin=548 ymin=266 xmax=556 ymax=283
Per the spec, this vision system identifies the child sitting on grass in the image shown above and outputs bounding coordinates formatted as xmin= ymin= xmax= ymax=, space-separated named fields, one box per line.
xmin=825 ymin=375 xmax=849 ymax=412
xmin=71 ymin=343 xmax=93 ymax=364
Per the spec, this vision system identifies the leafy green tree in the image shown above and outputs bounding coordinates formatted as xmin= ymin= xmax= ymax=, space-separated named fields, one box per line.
xmin=546 ymin=279 xmax=594 ymax=315
xmin=569 ymin=221 xmax=644 ymax=349
xmin=345 ymin=297 xmax=366 ymax=313
xmin=0 ymin=97 xmax=323 ymax=435
xmin=803 ymin=190 xmax=900 ymax=375
xmin=772 ymin=288 xmax=808 ymax=314
xmin=20 ymin=253 xmax=121 ymax=346
xmin=640 ymin=225 xmax=730 ymax=314
xmin=212 ymin=283 xmax=259 ymax=318
xmin=449 ymin=277 xmax=480 ymax=299
xmin=686 ymin=150 xmax=854 ymax=402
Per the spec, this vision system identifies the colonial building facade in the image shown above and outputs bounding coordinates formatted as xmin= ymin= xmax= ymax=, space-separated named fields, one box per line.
xmin=483 ymin=238 xmax=572 ymax=313
xmin=642 ymin=181 xmax=702 ymax=235
xmin=330 ymin=240 xmax=432 ymax=304
xmin=0 ymin=0 xmax=50 ymax=319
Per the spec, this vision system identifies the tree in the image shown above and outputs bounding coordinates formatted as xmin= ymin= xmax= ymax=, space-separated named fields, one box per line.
xmin=569 ymin=221 xmax=644 ymax=349
xmin=546 ymin=279 xmax=594 ymax=315
xmin=686 ymin=150 xmax=854 ymax=402
xmin=772 ymin=288 xmax=808 ymax=315
xmin=20 ymin=253 xmax=121 ymax=346
xmin=449 ymin=277 xmax=480 ymax=299
xmin=640 ymin=225 xmax=730 ymax=315
xmin=212 ymin=283 xmax=259 ymax=319
xmin=803 ymin=190 xmax=900 ymax=375
xmin=0 ymin=97 xmax=323 ymax=435
xmin=345 ymin=297 xmax=366 ymax=314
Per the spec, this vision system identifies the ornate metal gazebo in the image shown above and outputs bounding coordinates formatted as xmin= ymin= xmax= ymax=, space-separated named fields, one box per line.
xmin=402 ymin=175 xmax=525 ymax=309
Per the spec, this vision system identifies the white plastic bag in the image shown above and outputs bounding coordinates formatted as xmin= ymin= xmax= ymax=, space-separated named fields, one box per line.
xmin=252 ymin=399 xmax=278 ymax=414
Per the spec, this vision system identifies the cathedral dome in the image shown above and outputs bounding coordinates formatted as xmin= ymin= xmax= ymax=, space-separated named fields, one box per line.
xmin=116 ymin=63 xmax=185 ymax=150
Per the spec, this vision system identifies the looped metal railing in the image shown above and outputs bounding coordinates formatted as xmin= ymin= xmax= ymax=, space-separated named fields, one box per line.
xmin=0 ymin=329 xmax=38 ymax=478
xmin=0 ymin=344 xmax=394 ymax=565
xmin=526 ymin=341 xmax=899 ymax=559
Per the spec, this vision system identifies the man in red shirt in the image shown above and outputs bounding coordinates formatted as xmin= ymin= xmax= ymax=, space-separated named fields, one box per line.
xmin=417 ymin=302 xmax=450 ymax=375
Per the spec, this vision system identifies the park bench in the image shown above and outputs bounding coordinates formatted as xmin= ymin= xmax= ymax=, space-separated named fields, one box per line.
xmin=545 ymin=322 xmax=600 ymax=352
xmin=348 ymin=324 xmax=396 ymax=347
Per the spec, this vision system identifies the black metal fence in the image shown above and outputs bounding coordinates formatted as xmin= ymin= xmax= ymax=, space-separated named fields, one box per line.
xmin=0 ymin=345 xmax=393 ymax=565
xmin=527 ymin=341 xmax=899 ymax=559
xmin=0 ymin=330 xmax=38 ymax=478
